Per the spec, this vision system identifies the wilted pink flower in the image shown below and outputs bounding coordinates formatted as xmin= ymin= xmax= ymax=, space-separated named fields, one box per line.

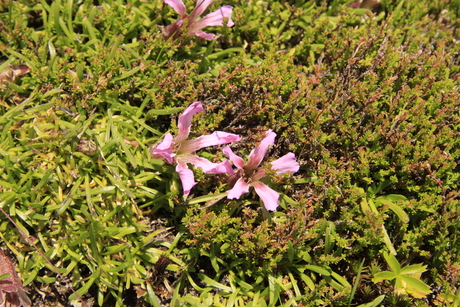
xmin=163 ymin=0 xmax=234 ymax=40
xmin=151 ymin=101 xmax=240 ymax=196
xmin=0 ymin=249 xmax=31 ymax=307
xmin=222 ymin=130 xmax=300 ymax=211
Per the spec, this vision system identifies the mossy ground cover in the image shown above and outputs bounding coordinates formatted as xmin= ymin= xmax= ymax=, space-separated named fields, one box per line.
xmin=0 ymin=0 xmax=459 ymax=306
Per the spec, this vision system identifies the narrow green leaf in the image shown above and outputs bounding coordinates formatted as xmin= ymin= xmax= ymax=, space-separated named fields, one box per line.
xmin=0 ymin=95 xmax=34 ymax=121
xmin=83 ymin=186 xmax=116 ymax=196
xmin=58 ymin=17 xmax=74 ymax=40
xmin=186 ymin=272 xmax=206 ymax=292
xmin=357 ymin=295 xmax=385 ymax=307
xmin=25 ymin=102 xmax=55 ymax=115
xmin=292 ymin=176 xmax=317 ymax=184
xmin=130 ymin=115 xmax=162 ymax=135
xmin=69 ymin=271 xmax=99 ymax=300
xmin=146 ymin=107 xmax=184 ymax=117
xmin=119 ymin=136 xmax=137 ymax=168
xmin=304 ymin=265 xmax=330 ymax=276
xmin=145 ymin=282 xmax=162 ymax=307
xmin=34 ymin=168 xmax=54 ymax=190
xmin=287 ymin=270 xmax=301 ymax=297
xmin=198 ymin=273 xmax=232 ymax=292
xmin=376 ymin=197 xmax=409 ymax=223
xmin=105 ymin=172 xmax=135 ymax=198
xmin=349 ymin=259 xmax=365 ymax=306
xmin=52 ymin=0 xmax=62 ymax=36
xmin=48 ymin=39 xmax=56 ymax=62
xmin=368 ymin=199 xmax=379 ymax=214
xmin=287 ymin=241 xmax=294 ymax=264
xmin=0 ymin=273 xmax=11 ymax=281
xmin=381 ymin=226 xmax=397 ymax=256
xmin=233 ymin=276 xmax=253 ymax=291
xmin=360 ymin=198 xmax=371 ymax=214
xmin=112 ymin=66 xmax=141 ymax=82
xmin=6 ymin=49 xmax=36 ymax=70
xmin=299 ymin=273 xmax=315 ymax=291
xmin=331 ymin=271 xmax=351 ymax=289
xmin=188 ymin=193 xmax=227 ymax=204
xmin=324 ymin=221 xmax=335 ymax=254
xmin=82 ymin=17 xmax=99 ymax=41
xmin=109 ymin=35 xmax=124 ymax=59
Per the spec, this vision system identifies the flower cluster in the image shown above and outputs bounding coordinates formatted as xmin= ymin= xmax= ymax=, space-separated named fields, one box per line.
xmin=222 ymin=130 xmax=300 ymax=211
xmin=150 ymin=102 xmax=239 ymax=196
xmin=162 ymin=0 xmax=234 ymax=40
xmin=150 ymin=102 xmax=300 ymax=211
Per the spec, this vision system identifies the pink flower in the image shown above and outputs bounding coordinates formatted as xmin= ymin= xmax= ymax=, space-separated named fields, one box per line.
xmin=151 ymin=101 xmax=240 ymax=196
xmin=163 ymin=0 xmax=234 ymax=40
xmin=222 ymin=130 xmax=300 ymax=211
xmin=0 ymin=249 xmax=31 ymax=307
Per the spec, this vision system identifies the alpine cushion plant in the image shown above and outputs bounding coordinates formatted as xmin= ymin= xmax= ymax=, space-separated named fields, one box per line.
xmin=162 ymin=0 xmax=234 ymax=40
xmin=222 ymin=130 xmax=300 ymax=211
xmin=150 ymin=101 xmax=240 ymax=196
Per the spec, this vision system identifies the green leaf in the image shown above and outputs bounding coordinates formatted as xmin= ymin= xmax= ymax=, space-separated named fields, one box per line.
xmin=198 ymin=274 xmax=232 ymax=292
xmin=112 ymin=66 xmax=141 ymax=82
xmin=360 ymin=198 xmax=371 ymax=214
xmin=357 ymin=295 xmax=385 ymax=307
xmin=381 ymin=226 xmax=397 ymax=256
xmin=146 ymin=107 xmax=184 ymax=117
xmin=383 ymin=252 xmax=401 ymax=273
xmin=372 ymin=271 xmax=397 ymax=283
xmin=0 ymin=273 xmax=11 ymax=281
xmin=400 ymin=263 xmax=427 ymax=275
xmin=187 ymin=193 xmax=227 ymax=205
xmin=376 ymin=197 xmax=409 ymax=223
xmin=299 ymin=272 xmax=315 ymax=291
xmin=304 ymin=265 xmax=331 ymax=276
xmin=349 ymin=259 xmax=365 ymax=306
xmin=69 ymin=269 xmax=100 ymax=300
xmin=331 ymin=271 xmax=351 ymax=289
xmin=367 ymin=199 xmax=379 ymax=214
xmin=399 ymin=275 xmax=431 ymax=294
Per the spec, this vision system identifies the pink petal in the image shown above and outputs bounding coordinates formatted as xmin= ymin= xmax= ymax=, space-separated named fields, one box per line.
xmin=178 ymin=154 xmax=230 ymax=174
xmin=176 ymin=101 xmax=203 ymax=142
xmin=164 ymin=0 xmax=187 ymax=17
xmin=253 ymin=182 xmax=280 ymax=211
xmin=246 ymin=130 xmax=276 ymax=171
xmin=162 ymin=20 xmax=184 ymax=38
xmin=190 ymin=5 xmax=234 ymax=32
xmin=194 ymin=31 xmax=220 ymax=40
xmin=151 ymin=133 xmax=175 ymax=164
xmin=204 ymin=159 xmax=235 ymax=175
xmin=270 ymin=153 xmax=300 ymax=174
xmin=181 ymin=131 xmax=240 ymax=153
xmin=222 ymin=146 xmax=245 ymax=169
xmin=18 ymin=289 xmax=31 ymax=307
xmin=227 ymin=177 xmax=250 ymax=199
xmin=8 ymin=294 xmax=20 ymax=306
xmin=176 ymin=162 xmax=197 ymax=196
xmin=189 ymin=0 xmax=214 ymax=21
xmin=251 ymin=167 xmax=266 ymax=182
